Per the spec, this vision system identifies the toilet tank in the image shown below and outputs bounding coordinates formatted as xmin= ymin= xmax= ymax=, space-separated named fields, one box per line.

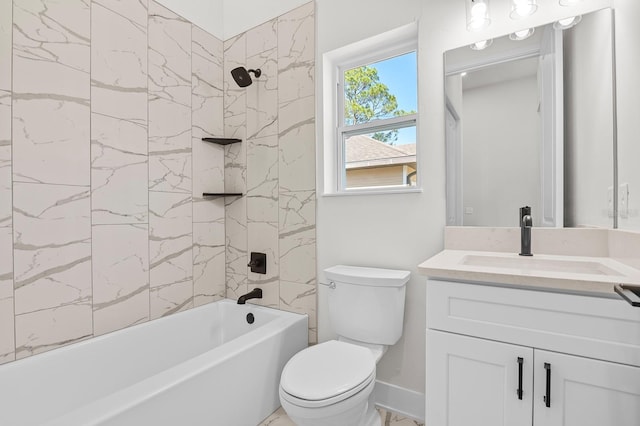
xmin=324 ymin=265 xmax=410 ymax=345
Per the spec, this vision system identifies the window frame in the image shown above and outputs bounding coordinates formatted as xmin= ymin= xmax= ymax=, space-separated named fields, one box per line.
xmin=334 ymin=38 xmax=419 ymax=195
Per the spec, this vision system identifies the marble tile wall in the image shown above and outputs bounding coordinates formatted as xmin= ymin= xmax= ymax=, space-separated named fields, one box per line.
xmin=224 ymin=2 xmax=317 ymax=343
xmin=192 ymin=25 xmax=226 ymax=306
xmin=0 ymin=0 xmax=315 ymax=363
xmin=91 ymin=0 xmax=150 ymax=337
xmin=12 ymin=0 xmax=92 ymax=360
xmin=148 ymin=2 xmax=195 ymax=320
xmin=0 ymin=0 xmax=14 ymax=364
xmin=0 ymin=0 xmax=226 ymax=364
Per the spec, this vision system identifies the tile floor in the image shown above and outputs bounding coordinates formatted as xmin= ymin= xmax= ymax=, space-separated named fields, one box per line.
xmin=259 ymin=407 xmax=424 ymax=426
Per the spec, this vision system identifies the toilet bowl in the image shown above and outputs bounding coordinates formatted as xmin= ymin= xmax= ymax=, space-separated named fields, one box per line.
xmin=279 ymin=265 xmax=410 ymax=426
xmin=279 ymin=340 xmax=380 ymax=426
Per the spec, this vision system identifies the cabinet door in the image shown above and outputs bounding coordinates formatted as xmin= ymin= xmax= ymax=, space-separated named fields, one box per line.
xmin=534 ymin=350 xmax=640 ymax=426
xmin=426 ymin=330 xmax=533 ymax=426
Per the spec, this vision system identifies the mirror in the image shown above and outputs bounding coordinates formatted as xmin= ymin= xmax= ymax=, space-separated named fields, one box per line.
xmin=616 ymin=6 xmax=640 ymax=232
xmin=444 ymin=8 xmax=615 ymax=228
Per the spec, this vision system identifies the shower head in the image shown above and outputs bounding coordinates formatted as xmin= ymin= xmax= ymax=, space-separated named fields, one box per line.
xmin=231 ymin=67 xmax=262 ymax=87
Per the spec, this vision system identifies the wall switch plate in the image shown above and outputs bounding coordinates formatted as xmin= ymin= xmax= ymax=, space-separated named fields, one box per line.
xmin=619 ymin=183 xmax=630 ymax=219
xmin=464 ymin=207 xmax=474 ymax=215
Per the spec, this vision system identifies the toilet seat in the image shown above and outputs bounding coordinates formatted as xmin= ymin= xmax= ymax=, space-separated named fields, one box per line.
xmin=280 ymin=340 xmax=376 ymax=408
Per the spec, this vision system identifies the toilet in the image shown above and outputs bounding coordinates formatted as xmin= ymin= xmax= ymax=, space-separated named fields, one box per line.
xmin=279 ymin=265 xmax=410 ymax=426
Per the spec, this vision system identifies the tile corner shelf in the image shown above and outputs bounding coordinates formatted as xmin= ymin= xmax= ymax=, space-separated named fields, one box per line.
xmin=202 ymin=193 xmax=243 ymax=197
xmin=202 ymin=137 xmax=242 ymax=145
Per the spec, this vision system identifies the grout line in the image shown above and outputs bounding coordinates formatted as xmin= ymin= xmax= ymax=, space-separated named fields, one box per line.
xmin=190 ymin=21 xmax=194 ymax=306
xmin=147 ymin=0 xmax=152 ymax=321
xmin=11 ymin=0 xmax=16 ymax=360
xmin=89 ymin=0 xmax=95 ymax=340
xmin=276 ymin=16 xmax=281 ymax=311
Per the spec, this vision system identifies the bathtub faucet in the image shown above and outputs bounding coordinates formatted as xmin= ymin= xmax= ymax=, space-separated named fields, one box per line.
xmin=237 ymin=288 xmax=263 ymax=304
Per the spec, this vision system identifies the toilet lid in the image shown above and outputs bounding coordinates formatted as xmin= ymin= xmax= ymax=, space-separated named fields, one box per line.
xmin=280 ymin=340 xmax=376 ymax=402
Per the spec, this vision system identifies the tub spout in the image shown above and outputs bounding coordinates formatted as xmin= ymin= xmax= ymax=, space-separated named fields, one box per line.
xmin=237 ymin=288 xmax=263 ymax=304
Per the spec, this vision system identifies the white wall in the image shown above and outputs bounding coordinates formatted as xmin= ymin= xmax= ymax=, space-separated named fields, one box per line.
xmin=315 ymin=0 xmax=426 ymax=393
xmin=156 ymin=0 xmax=312 ymax=40
xmin=615 ymin=0 xmax=640 ymax=231
xmin=222 ymin=0 xmax=309 ymax=39
xmin=156 ymin=0 xmax=224 ymax=39
xmin=462 ymin=76 xmax=541 ymax=227
xmin=316 ymin=0 xmax=614 ymax=396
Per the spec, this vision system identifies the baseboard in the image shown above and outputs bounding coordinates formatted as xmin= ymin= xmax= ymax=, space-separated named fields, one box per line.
xmin=373 ymin=380 xmax=425 ymax=422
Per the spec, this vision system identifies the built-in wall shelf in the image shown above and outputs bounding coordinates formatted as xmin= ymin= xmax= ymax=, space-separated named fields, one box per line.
xmin=202 ymin=193 xmax=243 ymax=197
xmin=202 ymin=137 xmax=242 ymax=145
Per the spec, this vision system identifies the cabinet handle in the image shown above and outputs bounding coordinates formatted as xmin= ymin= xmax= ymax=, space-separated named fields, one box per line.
xmin=517 ymin=357 xmax=524 ymax=400
xmin=543 ymin=363 xmax=551 ymax=408
xmin=615 ymin=284 xmax=640 ymax=307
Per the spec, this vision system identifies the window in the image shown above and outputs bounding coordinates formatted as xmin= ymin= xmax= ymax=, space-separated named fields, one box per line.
xmin=324 ymin=25 xmax=418 ymax=195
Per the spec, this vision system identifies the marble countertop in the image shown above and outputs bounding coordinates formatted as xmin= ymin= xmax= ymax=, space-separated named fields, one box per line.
xmin=418 ymin=249 xmax=640 ymax=295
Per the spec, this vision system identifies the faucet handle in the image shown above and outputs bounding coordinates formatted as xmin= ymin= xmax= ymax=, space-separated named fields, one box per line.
xmin=519 ymin=206 xmax=532 ymax=224
xmin=248 ymin=252 xmax=266 ymax=274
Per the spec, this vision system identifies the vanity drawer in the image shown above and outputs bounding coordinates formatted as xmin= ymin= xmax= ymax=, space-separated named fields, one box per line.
xmin=427 ymin=279 xmax=640 ymax=367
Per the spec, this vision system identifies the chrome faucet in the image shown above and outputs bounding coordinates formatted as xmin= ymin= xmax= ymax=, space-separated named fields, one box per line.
xmin=519 ymin=206 xmax=533 ymax=256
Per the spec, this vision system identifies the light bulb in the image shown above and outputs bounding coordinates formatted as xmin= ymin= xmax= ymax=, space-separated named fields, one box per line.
xmin=554 ymin=15 xmax=582 ymax=29
xmin=509 ymin=28 xmax=535 ymax=41
xmin=510 ymin=0 xmax=538 ymax=19
xmin=470 ymin=39 xmax=493 ymax=50
xmin=471 ymin=2 xmax=487 ymax=17
xmin=516 ymin=5 xmax=533 ymax=15
xmin=466 ymin=0 xmax=491 ymax=32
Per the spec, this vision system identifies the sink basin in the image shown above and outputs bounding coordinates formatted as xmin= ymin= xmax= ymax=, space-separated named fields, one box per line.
xmin=461 ymin=255 xmax=624 ymax=276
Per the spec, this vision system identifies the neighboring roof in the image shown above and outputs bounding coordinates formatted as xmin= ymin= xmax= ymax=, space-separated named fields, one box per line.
xmin=394 ymin=143 xmax=416 ymax=155
xmin=345 ymin=135 xmax=416 ymax=169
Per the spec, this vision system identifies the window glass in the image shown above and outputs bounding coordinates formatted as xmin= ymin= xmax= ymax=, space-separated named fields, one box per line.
xmin=339 ymin=51 xmax=418 ymax=192
xmin=343 ymin=52 xmax=417 ymax=126
xmin=344 ymin=126 xmax=417 ymax=190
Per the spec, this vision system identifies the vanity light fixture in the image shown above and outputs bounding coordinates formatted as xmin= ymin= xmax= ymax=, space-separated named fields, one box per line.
xmin=559 ymin=0 xmax=582 ymax=5
xmin=554 ymin=15 xmax=582 ymax=30
xmin=509 ymin=27 xmax=535 ymax=41
xmin=510 ymin=0 xmax=538 ymax=19
xmin=466 ymin=0 xmax=491 ymax=31
xmin=470 ymin=39 xmax=493 ymax=50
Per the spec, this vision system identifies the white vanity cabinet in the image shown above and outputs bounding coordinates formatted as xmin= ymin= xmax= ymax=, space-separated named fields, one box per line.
xmin=426 ymin=280 xmax=640 ymax=426
xmin=427 ymin=330 xmax=534 ymax=426
xmin=533 ymin=349 xmax=640 ymax=426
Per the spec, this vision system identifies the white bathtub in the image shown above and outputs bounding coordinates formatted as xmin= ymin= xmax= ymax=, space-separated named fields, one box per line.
xmin=0 ymin=300 xmax=308 ymax=426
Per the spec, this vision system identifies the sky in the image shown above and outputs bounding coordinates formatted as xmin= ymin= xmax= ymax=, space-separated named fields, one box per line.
xmin=373 ymin=51 xmax=417 ymax=146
